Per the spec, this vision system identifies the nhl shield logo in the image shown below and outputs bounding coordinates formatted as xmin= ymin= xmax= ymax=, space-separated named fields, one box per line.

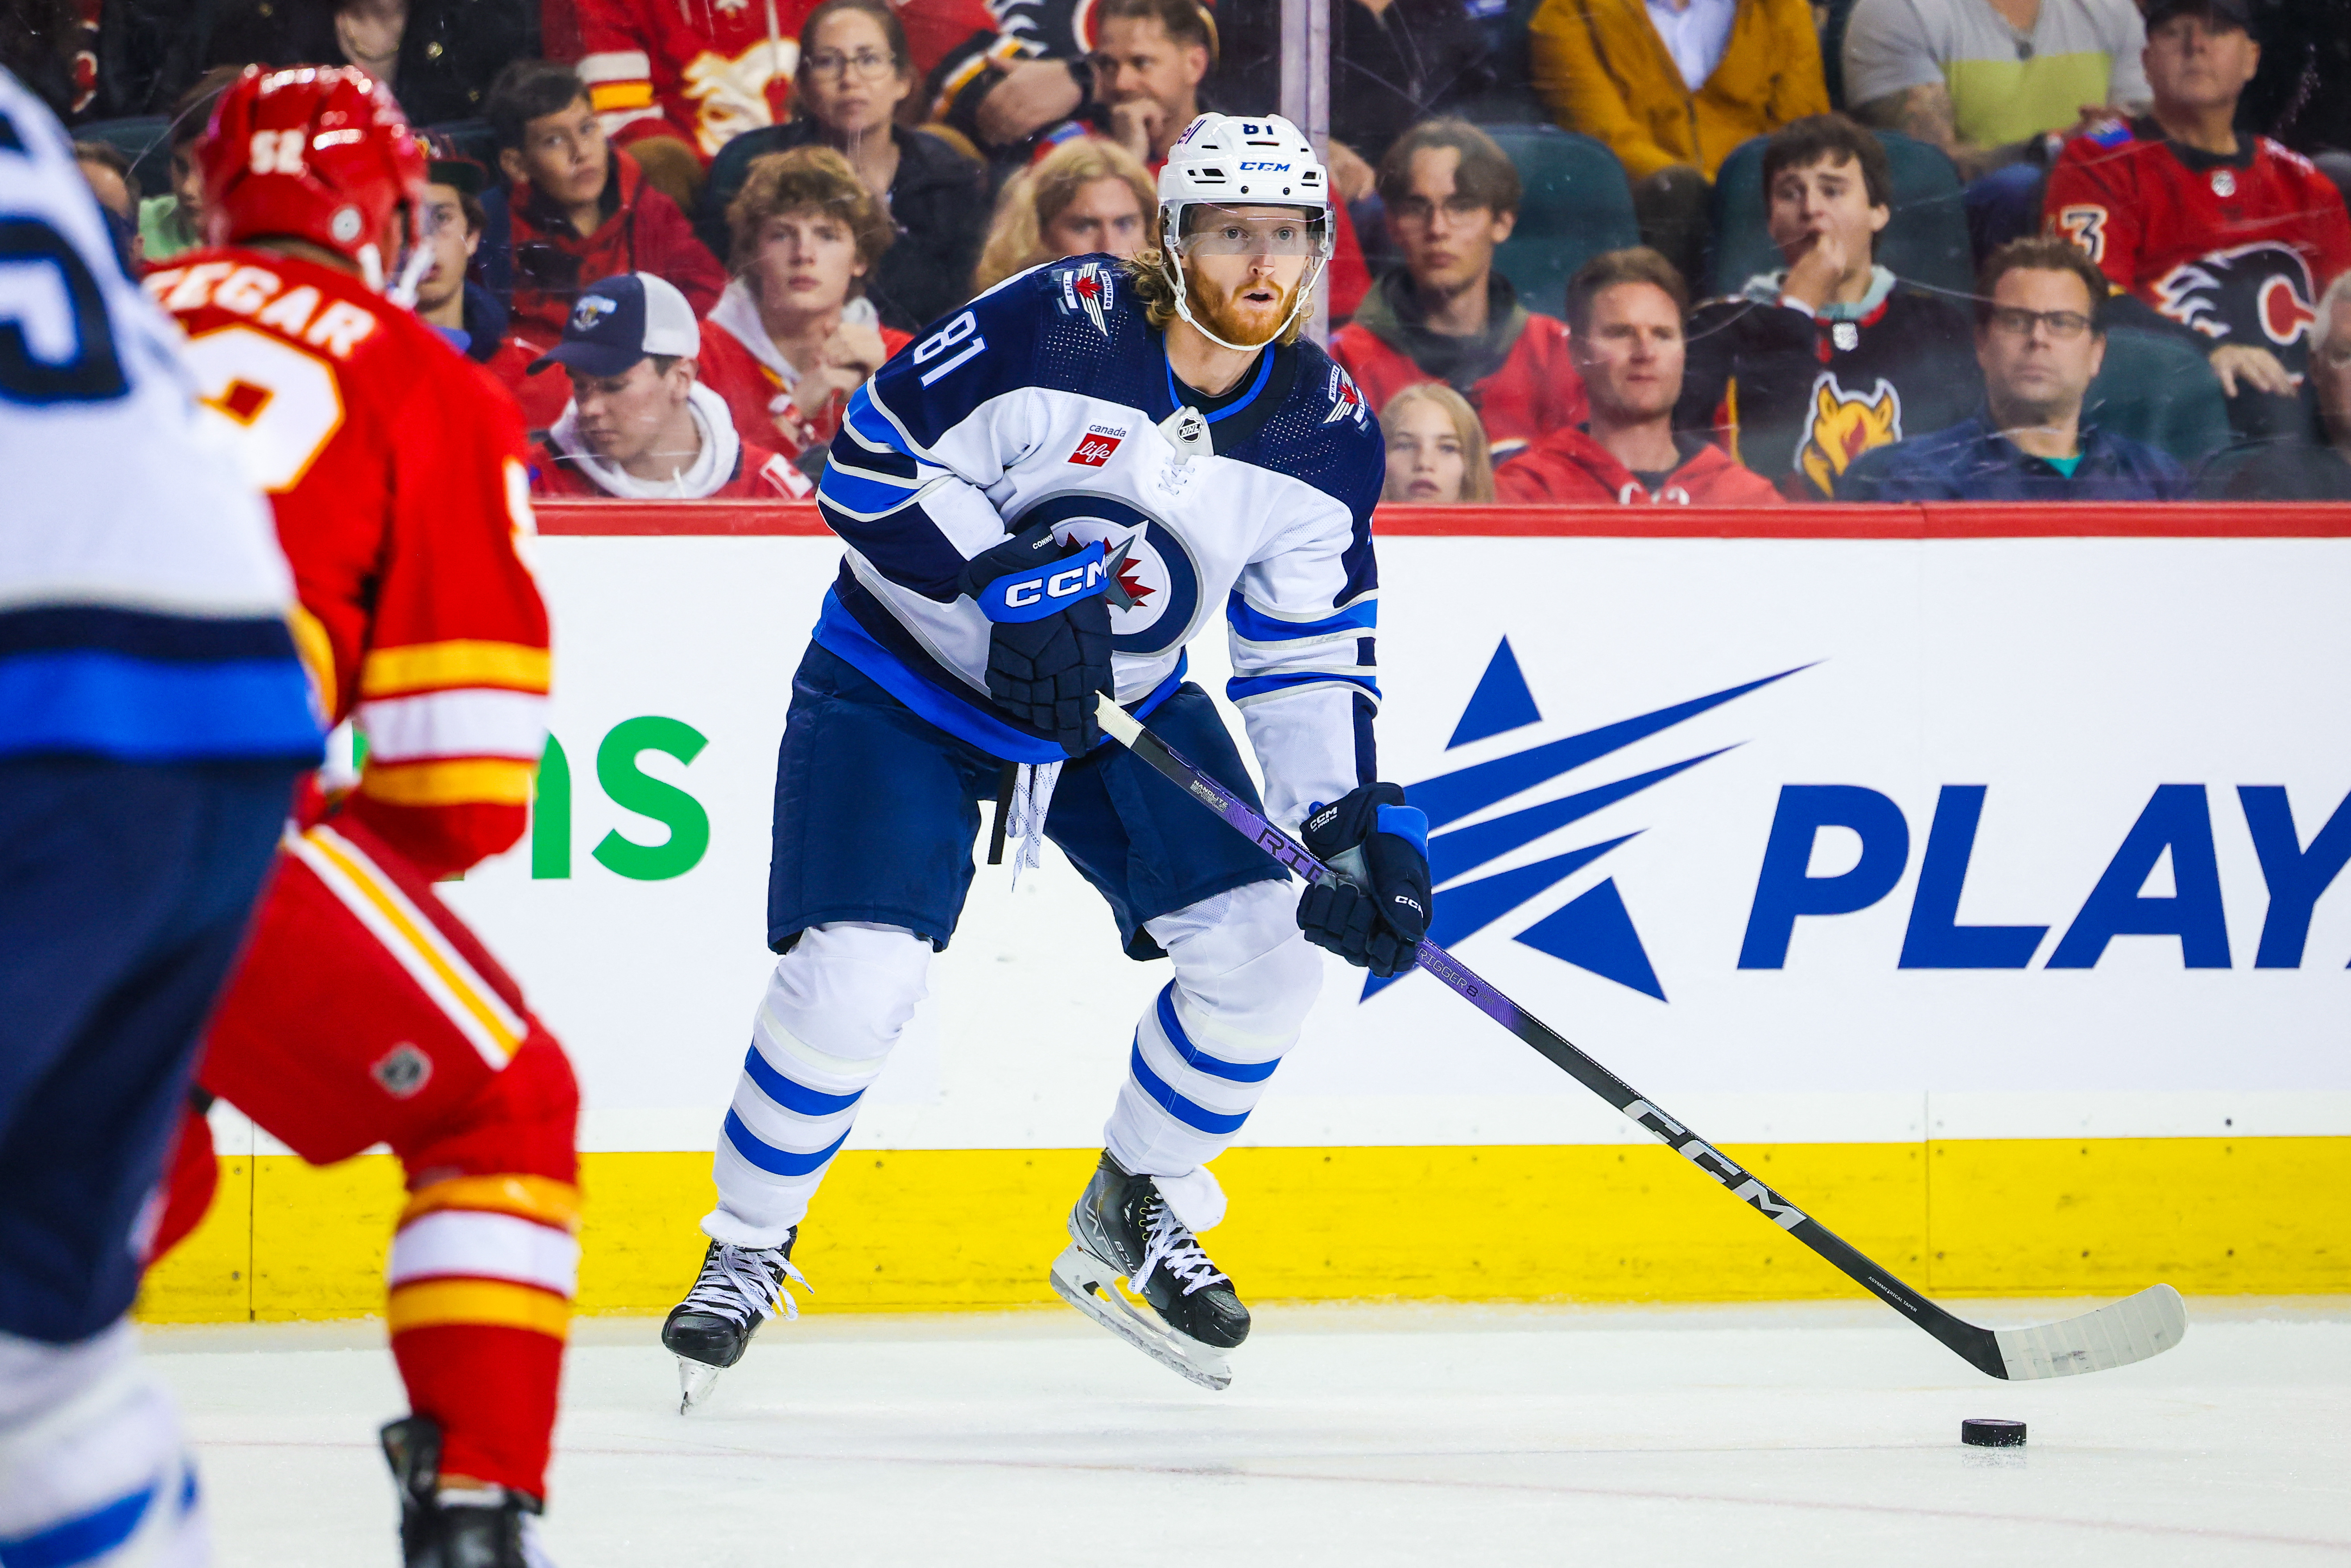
xmin=570 ymin=293 xmax=620 ymax=332
xmin=371 ymin=1042 xmax=432 ymax=1099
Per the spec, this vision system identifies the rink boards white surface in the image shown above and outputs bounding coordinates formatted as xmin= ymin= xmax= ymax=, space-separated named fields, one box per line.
xmin=161 ymin=1299 xmax=2351 ymax=1565
xmin=143 ymin=507 xmax=2351 ymax=1317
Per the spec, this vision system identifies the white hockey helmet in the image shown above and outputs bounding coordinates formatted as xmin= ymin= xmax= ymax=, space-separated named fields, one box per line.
xmin=1157 ymin=112 xmax=1335 ymax=351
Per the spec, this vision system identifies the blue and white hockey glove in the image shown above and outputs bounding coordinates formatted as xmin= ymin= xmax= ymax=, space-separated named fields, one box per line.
xmin=1297 ymin=783 xmax=1432 ymax=978
xmin=958 ymin=523 xmax=1116 ymax=758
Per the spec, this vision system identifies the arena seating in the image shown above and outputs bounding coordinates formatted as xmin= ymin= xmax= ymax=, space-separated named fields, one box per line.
xmin=1483 ymin=123 xmax=1642 ymax=314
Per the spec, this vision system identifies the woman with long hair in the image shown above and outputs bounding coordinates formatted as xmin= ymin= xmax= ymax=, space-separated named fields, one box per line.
xmin=971 ymin=136 xmax=1159 ymax=296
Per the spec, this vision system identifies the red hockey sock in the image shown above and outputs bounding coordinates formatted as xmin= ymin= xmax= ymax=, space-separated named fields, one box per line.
xmin=389 ymin=1320 xmax=566 ymax=1496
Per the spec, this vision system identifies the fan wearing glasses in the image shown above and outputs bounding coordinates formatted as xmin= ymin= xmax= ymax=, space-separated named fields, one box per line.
xmin=1837 ymin=238 xmax=2190 ymax=500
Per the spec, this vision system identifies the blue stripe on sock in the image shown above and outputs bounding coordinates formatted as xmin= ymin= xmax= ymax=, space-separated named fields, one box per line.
xmin=0 ymin=1484 xmax=155 ymax=1568
xmin=1226 ymin=670 xmax=1380 ymax=704
xmin=741 ymin=1045 xmax=864 ymax=1117
xmin=1127 ymin=1040 xmax=1249 ymax=1135
xmin=723 ymin=1110 xmax=851 ymax=1176
xmin=1154 ymin=984 xmax=1277 ymax=1084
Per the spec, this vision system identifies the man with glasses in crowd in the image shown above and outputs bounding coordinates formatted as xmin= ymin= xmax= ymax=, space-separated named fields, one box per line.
xmin=1837 ymin=237 xmax=2188 ymax=499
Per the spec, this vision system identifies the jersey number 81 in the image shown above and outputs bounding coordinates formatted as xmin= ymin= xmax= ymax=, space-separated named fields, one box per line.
xmin=913 ymin=310 xmax=985 ymax=388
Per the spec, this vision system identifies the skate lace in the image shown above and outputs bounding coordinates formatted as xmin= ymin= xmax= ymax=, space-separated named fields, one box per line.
xmin=684 ymin=1242 xmax=812 ymax=1326
xmin=1131 ymin=1193 xmax=1228 ymax=1299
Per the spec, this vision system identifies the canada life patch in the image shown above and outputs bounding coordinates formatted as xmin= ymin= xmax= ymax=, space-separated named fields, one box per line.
xmin=1070 ymin=426 xmax=1124 ymax=466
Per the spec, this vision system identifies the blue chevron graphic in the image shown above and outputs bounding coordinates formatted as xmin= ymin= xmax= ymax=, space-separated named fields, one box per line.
xmin=1362 ymin=644 xmax=1808 ymax=1002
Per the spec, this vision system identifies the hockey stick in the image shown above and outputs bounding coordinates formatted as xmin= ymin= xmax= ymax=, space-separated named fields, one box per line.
xmin=1093 ymin=694 xmax=2187 ymax=1381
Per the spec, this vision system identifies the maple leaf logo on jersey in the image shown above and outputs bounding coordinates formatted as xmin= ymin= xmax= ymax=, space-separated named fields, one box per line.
xmin=1797 ymin=375 xmax=1902 ymax=497
xmin=1100 ymin=536 xmax=1154 ymax=611
xmin=1324 ymin=366 xmax=1368 ymax=425
xmin=2153 ymin=242 xmax=2318 ymax=346
xmin=1062 ymin=262 xmax=1115 ymax=337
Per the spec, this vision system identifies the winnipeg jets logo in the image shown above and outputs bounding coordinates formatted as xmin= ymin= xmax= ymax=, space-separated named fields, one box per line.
xmin=1063 ymin=262 xmax=1115 ymax=338
xmin=1099 ymin=536 xmax=1152 ymax=611
xmin=570 ymin=293 xmax=619 ymax=331
xmin=1324 ymin=366 xmax=1368 ymax=425
xmin=2153 ymin=243 xmax=2318 ymax=344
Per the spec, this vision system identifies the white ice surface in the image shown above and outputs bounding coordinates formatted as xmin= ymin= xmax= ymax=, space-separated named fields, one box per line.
xmin=151 ymin=1300 xmax=2351 ymax=1566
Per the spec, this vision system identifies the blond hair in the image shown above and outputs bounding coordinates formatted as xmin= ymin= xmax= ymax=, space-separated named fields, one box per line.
xmin=972 ymin=137 xmax=1158 ymax=295
xmin=1379 ymin=383 xmax=1495 ymax=503
xmin=726 ymin=146 xmax=896 ymax=286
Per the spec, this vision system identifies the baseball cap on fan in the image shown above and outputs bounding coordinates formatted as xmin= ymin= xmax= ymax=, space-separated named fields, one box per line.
xmin=528 ymin=272 xmax=699 ymax=378
xmin=2142 ymin=0 xmax=2251 ymax=31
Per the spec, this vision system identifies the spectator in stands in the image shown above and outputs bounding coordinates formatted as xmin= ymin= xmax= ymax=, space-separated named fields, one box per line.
xmin=1329 ymin=121 xmax=1584 ymax=466
xmin=1678 ymin=115 xmax=1979 ymax=497
xmin=2043 ymin=0 xmax=2351 ymax=442
xmin=1844 ymin=0 xmax=2149 ymax=257
xmin=1089 ymin=0 xmax=1214 ymax=170
xmin=1502 ymin=249 xmax=1782 ymax=504
xmin=692 ymin=0 xmax=988 ymax=333
xmin=2205 ymin=273 xmax=2351 ymax=499
xmin=409 ymin=132 xmax=547 ymax=422
xmin=1837 ymin=238 xmax=2188 ymax=499
xmin=971 ymin=136 xmax=1158 ymax=294
xmin=1529 ymin=0 xmax=1827 ymax=286
xmin=701 ymin=147 xmax=910 ymax=479
xmin=529 ymin=272 xmax=804 ymax=499
xmin=568 ymin=0 xmax=809 ymax=213
xmin=931 ymin=0 xmax=1204 ymax=167
xmin=203 ymin=0 xmax=532 ymax=125
xmin=488 ymin=59 xmax=727 ymax=347
xmin=140 ymin=64 xmax=243 ymax=265
xmin=1381 ymin=384 xmax=1495 ymax=503
xmin=72 ymin=140 xmax=141 ymax=270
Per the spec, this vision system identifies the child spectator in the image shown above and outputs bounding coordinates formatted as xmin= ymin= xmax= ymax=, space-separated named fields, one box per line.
xmin=1837 ymin=238 xmax=2188 ymax=499
xmin=1844 ymin=0 xmax=2149 ymax=255
xmin=694 ymin=0 xmax=989 ymax=333
xmin=529 ymin=272 xmax=806 ymax=498
xmin=972 ymin=136 xmax=1158 ymax=294
xmin=570 ymin=0 xmax=815 ymax=211
xmin=701 ymin=148 xmax=911 ymax=476
xmin=1381 ymin=384 xmax=1495 ymax=503
xmin=1502 ymin=248 xmax=1782 ymax=505
xmin=408 ymin=132 xmax=554 ymax=425
xmin=140 ymin=64 xmax=244 ymax=264
xmin=1677 ymin=115 xmax=1980 ymax=497
xmin=2043 ymin=0 xmax=2351 ymax=442
xmin=488 ymin=58 xmax=727 ymax=347
xmin=1529 ymin=0 xmax=1827 ymax=285
xmin=1329 ymin=120 xmax=1585 ymax=465
xmin=203 ymin=0 xmax=532 ymax=124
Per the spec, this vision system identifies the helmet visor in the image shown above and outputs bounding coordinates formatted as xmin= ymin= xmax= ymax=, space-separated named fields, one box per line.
xmin=1175 ymin=205 xmax=1333 ymax=259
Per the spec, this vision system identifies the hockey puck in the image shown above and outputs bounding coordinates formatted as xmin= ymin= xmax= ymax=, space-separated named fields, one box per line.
xmin=1961 ymin=1418 xmax=2026 ymax=1448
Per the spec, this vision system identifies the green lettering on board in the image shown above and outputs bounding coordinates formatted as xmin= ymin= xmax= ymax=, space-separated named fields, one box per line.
xmin=532 ymin=734 xmax=571 ymax=880
xmin=593 ymin=716 xmax=710 ymax=880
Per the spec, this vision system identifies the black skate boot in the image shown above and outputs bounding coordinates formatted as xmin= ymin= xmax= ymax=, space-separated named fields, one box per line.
xmin=1049 ymin=1152 xmax=1247 ymax=1389
xmin=661 ymin=1233 xmax=810 ymax=1411
xmin=381 ymin=1416 xmax=553 ymax=1568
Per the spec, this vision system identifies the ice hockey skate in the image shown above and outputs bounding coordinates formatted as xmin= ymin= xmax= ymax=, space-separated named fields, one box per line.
xmin=661 ymin=1234 xmax=810 ymax=1411
xmin=1050 ymin=1152 xmax=1248 ymax=1390
xmin=382 ymin=1415 xmax=555 ymax=1568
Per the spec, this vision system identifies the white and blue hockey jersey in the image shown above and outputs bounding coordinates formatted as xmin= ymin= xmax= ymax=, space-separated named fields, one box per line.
xmin=0 ymin=68 xmax=318 ymax=765
xmin=813 ymin=255 xmax=1385 ymax=830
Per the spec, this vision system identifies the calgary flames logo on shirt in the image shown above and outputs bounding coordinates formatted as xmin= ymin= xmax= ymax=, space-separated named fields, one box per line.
xmin=682 ymin=40 xmax=797 ymax=155
xmin=2153 ymin=242 xmax=2318 ymax=347
xmin=1796 ymin=374 xmax=1902 ymax=496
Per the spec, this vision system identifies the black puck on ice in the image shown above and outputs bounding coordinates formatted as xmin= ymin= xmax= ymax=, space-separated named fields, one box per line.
xmin=1961 ymin=1418 xmax=2026 ymax=1448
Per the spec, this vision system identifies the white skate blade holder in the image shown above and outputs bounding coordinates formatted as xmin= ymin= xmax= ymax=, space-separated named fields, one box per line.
xmin=1049 ymin=1245 xmax=1232 ymax=1391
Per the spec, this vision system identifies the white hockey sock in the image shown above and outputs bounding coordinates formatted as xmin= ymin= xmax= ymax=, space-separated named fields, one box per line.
xmin=0 ymin=1323 xmax=208 ymax=1567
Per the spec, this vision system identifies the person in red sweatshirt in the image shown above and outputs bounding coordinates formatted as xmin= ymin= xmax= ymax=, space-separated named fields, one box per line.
xmin=487 ymin=58 xmax=728 ymax=349
xmin=1330 ymin=120 xmax=1585 ymax=465
xmin=530 ymin=272 xmax=807 ymax=498
xmin=1500 ymin=248 xmax=1783 ymax=505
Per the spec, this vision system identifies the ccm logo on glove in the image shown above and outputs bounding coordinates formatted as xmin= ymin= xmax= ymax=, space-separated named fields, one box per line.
xmin=1298 ymin=786 xmax=1433 ymax=978
xmin=975 ymin=540 xmax=1109 ymax=622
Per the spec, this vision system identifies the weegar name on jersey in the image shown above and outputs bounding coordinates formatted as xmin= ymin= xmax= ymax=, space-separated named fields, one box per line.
xmin=808 ymin=252 xmax=1386 ymax=828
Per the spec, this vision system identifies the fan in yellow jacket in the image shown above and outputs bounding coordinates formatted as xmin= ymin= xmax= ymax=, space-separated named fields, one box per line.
xmin=1529 ymin=0 xmax=1827 ymax=279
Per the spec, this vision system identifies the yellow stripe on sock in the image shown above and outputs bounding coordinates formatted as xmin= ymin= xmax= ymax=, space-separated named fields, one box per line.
xmin=359 ymin=640 xmax=551 ymax=699
xmin=401 ymin=1175 xmax=583 ymax=1236
xmin=360 ymin=757 xmax=536 ymax=808
xmin=388 ymin=1279 xmax=571 ymax=1339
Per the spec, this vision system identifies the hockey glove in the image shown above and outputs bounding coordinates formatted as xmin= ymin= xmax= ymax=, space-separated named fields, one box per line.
xmin=1296 ymin=782 xmax=1432 ymax=978
xmin=958 ymin=523 xmax=1116 ymax=757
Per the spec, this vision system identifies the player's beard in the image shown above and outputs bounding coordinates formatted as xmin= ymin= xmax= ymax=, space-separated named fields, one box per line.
xmin=1187 ymin=268 xmax=1306 ymax=347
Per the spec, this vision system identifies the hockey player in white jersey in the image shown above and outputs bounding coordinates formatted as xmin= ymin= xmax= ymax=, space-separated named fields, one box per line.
xmin=662 ymin=113 xmax=1433 ymax=1395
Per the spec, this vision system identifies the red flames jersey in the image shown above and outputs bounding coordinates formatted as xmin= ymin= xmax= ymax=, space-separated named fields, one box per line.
xmin=2046 ymin=118 xmax=2351 ymax=373
xmin=574 ymin=0 xmax=823 ymax=160
xmin=146 ymin=248 xmax=551 ymax=879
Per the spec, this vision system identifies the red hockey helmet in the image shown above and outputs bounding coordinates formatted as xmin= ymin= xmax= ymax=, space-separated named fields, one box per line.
xmin=198 ymin=66 xmax=425 ymax=287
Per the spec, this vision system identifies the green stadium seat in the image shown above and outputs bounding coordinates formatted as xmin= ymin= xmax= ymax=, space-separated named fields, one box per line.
xmin=1703 ymin=128 xmax=1971 ymax=300
xmin=2084 ymin=326 xmax=2234 ymax=466
xmin=72 ymin=116 xmax=173 ymax=206
xmin=1483 ymin=124 xmax=1641 ymax=315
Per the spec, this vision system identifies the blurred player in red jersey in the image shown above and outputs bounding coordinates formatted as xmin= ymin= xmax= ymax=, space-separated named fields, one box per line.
xmin=140 ymin=66 xmax=579 ymax=1568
